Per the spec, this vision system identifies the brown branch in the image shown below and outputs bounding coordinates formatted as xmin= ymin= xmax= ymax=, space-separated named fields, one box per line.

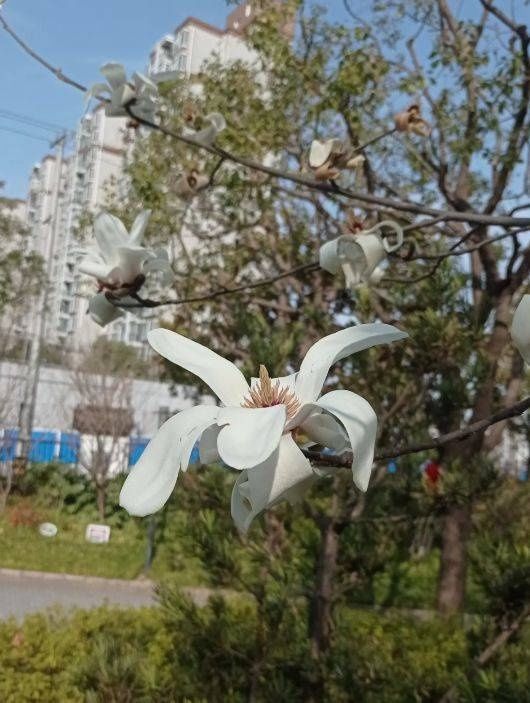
xmin=438 ymin=603 xmax=530 ymax=703
xmin=4 ymin=11 xmax=530 ymax=229
xmin=303 ymin=395 xmax=530 ymax=466
xmin=0 ymin=12 xmax=87 ymax=93
xmin=114 ymin=261 xmax=320 ymax=309
xmin=479 ymin=0 xmax=530 ymax=212
xmin=129 ymin=104 xmax=530 ymax=228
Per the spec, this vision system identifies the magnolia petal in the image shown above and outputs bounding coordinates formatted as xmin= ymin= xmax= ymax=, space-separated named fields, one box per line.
xmin=216 ymin=405 xmax=286 ymax=470
xmin=88 ymin=292 xmax=124 ymax=327
xmin=85 ymin=82 xmax=110 ymax=101
xmin=295 ymin=323 xmax=408 ymax=404
xmin=180 ymin=418 xmax=218 ymax=473
xmin=78 ymin=256 xmax=111 ymax=281
xmin=316 ymin=390 xmax=377 ymax=491
xmin=309 ymin=139 xmax=336 ymax=169
xmin=119 ymin=405 xmax=219 ymax=516
xmin=128 ymin=210 xmax=151 ymax=246
xmin=94 ymin=212 xmax=129 ymax=263
xmin=511 ymin=295 xmax=530 ymax=364
xmin=115 ymin=245 xmax=150 ymax=282
xmin=148 ymin=328 xmax=249 ymax=406
xmin=100 ymin=62 xmax=127 ymax=90
xmin=133 ymin=71 xmax=158 ymax=95
xmin=199 ymin=425 xmax=221 ymax=464
xmin=230 ymin=434 xmax=314 ymax=533
xmin=300 ymin=409 xmax=348 ymax=452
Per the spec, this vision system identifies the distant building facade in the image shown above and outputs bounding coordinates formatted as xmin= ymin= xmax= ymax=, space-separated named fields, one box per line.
xmin=22 ymin=1 xmax=276 ymax=354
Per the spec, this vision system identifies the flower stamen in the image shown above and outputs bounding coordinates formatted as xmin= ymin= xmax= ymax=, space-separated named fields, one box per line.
xmin=242 ymin=365 xmax=300 ymax=421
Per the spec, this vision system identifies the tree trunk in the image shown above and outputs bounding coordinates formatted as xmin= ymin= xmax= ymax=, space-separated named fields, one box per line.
xmin=436 ymin=502 xmax=471 ymax=615
xmin=309 ymin=514 xmax=339 ymax=658
xmin=96 ymin=484 xmax=106 ymax=520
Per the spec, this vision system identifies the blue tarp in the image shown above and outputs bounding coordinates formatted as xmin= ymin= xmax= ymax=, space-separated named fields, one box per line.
xmin=129 ymin=437 xmax=149 ymax=466
xmin=59 ymin=432 xmax=80 ymax=464
xmin=29 ymin=431 xmax=57 ymax=463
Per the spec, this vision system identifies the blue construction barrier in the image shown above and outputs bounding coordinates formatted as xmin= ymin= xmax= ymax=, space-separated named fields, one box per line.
xmin=0 ymin=429 xmax=201 ymax=468
xmin=129 ymin=437 xmax=150 ymax=466
xmin=59 ymin=432 xmax=81 ymax=463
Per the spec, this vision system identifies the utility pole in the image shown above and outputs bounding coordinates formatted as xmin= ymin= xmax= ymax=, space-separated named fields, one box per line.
xmin=17 ymin=133 xmax=66 ymax=461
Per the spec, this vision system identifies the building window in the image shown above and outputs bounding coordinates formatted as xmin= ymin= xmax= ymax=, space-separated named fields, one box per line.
xmin=178 ymin=54 xmax=187 ymax=72
xmin=180 ymin=30 xmax=189 ymax=48
xmin=245 ymin=4 xmax=252 ymax=17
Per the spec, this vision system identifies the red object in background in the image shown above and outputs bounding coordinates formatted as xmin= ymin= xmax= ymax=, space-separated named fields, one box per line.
xmin=424 ymin=460 xmax=442 ymax=484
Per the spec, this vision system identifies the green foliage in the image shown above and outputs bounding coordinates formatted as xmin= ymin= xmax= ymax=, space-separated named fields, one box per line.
xmin=80 ymin=337 xmax=152 ymax=378
xmin=1 ymin=601 xmax=529 ymax=702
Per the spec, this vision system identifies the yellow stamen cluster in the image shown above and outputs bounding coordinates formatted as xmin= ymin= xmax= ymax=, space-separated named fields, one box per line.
xmin=242 ymin=365 xmax=301 ymax=421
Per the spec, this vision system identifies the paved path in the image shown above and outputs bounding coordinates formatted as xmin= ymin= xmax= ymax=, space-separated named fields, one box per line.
xmin=0 ymin=568 xmax=157 ymax=619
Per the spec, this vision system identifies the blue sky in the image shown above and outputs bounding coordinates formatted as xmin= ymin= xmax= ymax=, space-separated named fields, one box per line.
xmin=0 ymin=0 xmax=234 ymax=198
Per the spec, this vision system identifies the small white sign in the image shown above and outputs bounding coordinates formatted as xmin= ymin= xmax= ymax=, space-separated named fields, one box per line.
xmin=85 ymin=523 xmax=111 ymax=544
xmin=39 ymin=522 xmax=58 ymax=538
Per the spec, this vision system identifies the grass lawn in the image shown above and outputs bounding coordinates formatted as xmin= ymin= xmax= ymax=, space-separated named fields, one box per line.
xmin=0 ymin=503 xmax=204 ymax=584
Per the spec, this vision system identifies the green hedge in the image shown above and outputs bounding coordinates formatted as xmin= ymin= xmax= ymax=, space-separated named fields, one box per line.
xmin=1 ymin=599 xmax=528 ymax=702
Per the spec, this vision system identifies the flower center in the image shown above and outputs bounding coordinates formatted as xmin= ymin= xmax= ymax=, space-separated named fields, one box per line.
xmin=242 ymin=365 xmax=300 ymax=422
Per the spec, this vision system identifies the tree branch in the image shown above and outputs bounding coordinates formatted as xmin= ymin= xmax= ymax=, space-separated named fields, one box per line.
xmin=0 ymin=11 xmax=87 ymax=93
xmin=114 ymin=261 xmax=320 ymax=309
xmin=303 ymin=395 xmax=530 ymax=466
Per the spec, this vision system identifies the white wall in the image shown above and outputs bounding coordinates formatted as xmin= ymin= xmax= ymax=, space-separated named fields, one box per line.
xmin=0 ymin=360 xmax=215 ymax=437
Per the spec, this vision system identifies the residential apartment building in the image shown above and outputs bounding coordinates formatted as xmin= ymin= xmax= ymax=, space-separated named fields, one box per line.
xmin=23 ymin=1 xmax=272 ymax=354
xmin=147 ymin=13 xmax=256 ymax=80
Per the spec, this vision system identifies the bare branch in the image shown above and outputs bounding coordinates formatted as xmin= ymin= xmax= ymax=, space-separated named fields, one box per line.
xmin=114 ymin=261 xmax=320 ymax=309
xmin=303 ymin=395 xmax=530 ymax=466
xmin=0 ymin=12 xmax=88 ymax=93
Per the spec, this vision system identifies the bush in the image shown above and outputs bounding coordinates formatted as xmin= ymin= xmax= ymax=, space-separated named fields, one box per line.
xmin=0 ymin=600 xmax=528 ymax=702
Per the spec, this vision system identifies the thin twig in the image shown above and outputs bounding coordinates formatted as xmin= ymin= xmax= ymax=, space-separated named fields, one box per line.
xmin=0 ymin=12 xmax=87 ymax=93
xmin=128 ymin=105 xmax=530 ymax=228
xmin=2 ymin=9 xmax=530 ymax=229
xmin=303 ymin=395 xmax=530 ymax=466
xmin=114 ymin=261 xmax=320 ymax=309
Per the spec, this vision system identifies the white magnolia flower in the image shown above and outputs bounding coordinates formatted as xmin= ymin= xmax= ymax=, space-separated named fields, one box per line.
xmin=511 ymin=295 xmax=530 ymax=363
xmin=79 ymin=210 xmax=172 ymax=327
xmin=183 ymin=112 xmax=226 ymax=146
xmin=87 ymin=63 xmax=158 ymax=123
xmin=393 ymin=104 xmax=431 ymax=137
xmin=320 ymin=221 xmax=404 ymax=290
xmin=309 ymin=139 xmax=365 ymax=181
xmin=119 ymin=323 xmax=407 ymax=532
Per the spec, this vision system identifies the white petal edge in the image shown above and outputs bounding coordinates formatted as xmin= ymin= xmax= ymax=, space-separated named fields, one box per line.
xmin=119 ymin=405 xmax=219 ymax=516
xmin=216 ymin=405 xmax=286 ymax=470
xmin=316 ymin=390 xmax=377 ymax=491
xmin=94 ymin=212 xmax=129 ymax=263
xmin=78 ymin=256 xmax=110 ymax=281
xmin=300 ymin=409 xmax=349 ymax=452
xmin=511 ymin=295 xmax=530 ymax=364
xmin=230 ymin=434 xmax=315 ymax=533
xmin=100 ymin=62 xmax=127 ymax=90
xmin=128 ymin=210 xmax=151 ymax=246
xmin=147 ymin=328 xmax=250 ymax=407
xmin=295 ymin=323 xmax=408 ymax=404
